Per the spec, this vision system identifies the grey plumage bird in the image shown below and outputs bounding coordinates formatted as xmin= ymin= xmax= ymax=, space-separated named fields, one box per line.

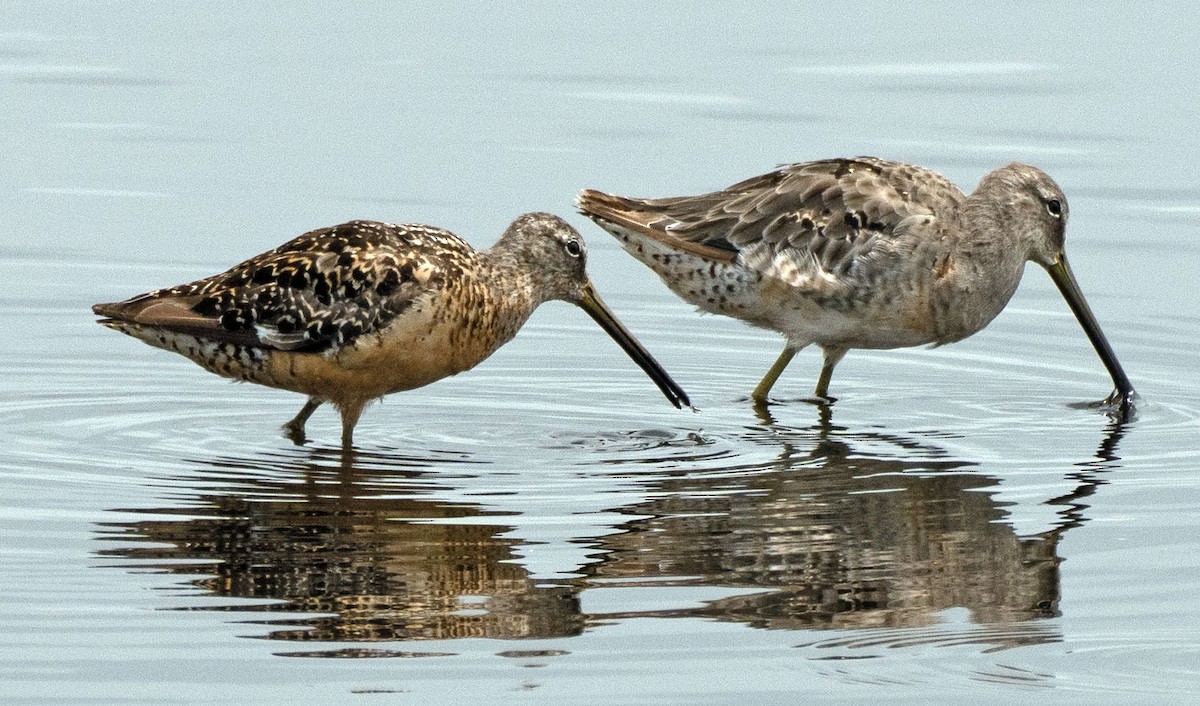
xmin=578 ymin=157 xmax=1135 ymax=416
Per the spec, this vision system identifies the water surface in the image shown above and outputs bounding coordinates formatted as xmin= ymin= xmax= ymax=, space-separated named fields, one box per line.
xmin=3 ymin=2 xmax=1200 ymax=704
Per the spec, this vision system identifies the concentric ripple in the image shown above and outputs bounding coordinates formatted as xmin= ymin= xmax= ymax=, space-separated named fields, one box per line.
xmin=4 ymin=253 xmax=1199 ymax=702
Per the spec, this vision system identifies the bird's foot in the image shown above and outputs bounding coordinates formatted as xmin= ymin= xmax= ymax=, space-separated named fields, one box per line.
xmin=746 ymin=393 xmax=836 ymax=407
xmin=282 ymin=422 xmax=308 ymax=446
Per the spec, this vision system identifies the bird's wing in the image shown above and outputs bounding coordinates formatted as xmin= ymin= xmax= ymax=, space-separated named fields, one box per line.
xmin=93 ymin=221 xmax=463 ymax=352
xmin=580 ymin=157 xmax=964 ymax=294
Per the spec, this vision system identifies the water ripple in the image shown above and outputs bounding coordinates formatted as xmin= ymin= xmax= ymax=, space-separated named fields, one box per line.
xmin=4 ymin=256 xmax=1199 ymax=677
xmin=796 ymin=620 xmax=1062 ymax=654
xmin=1 ymin=63 xmax=173 ymax=86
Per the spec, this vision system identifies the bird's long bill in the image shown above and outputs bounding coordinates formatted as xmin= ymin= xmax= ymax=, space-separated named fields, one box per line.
xmin=1045 ymin=254 xmax=1136 ymax=415
xmin=576 ymin=281 xmax=691 ymax=409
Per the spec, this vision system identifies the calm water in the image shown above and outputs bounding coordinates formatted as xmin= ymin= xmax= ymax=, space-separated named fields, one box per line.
xmin=3 ymin=3 xmax=1200 ymax=704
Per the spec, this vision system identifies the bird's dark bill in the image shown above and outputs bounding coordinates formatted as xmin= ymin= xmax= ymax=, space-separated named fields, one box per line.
xmin=1045 ymin=254 xmax=1136 ymax=419
xmin=576 ymin=282 xmax=690 ymax=409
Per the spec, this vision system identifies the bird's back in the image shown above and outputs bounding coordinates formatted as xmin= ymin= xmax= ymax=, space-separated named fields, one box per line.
xmin=579 ymin=158 xmax=970 ymax=348
xmin=93 ymin=220 xmax=484 ymax=394
xmin=96 ymin=221 xmax=469 ymax=349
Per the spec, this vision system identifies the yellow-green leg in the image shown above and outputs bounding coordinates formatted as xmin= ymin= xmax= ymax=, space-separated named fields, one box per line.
xmin=752 ymin=346 xmax=798 ymax=402
xmin=814 ymin=346 xmax=848 ymax=399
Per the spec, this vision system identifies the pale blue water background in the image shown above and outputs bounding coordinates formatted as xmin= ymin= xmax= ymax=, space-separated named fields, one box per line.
xmin=2 ymin=3 xmax=1199 ymax=704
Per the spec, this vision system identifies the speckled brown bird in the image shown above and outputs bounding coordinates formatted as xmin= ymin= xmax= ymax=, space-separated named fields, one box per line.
xmin=578 ymin=157 xmax=1135 ymax=416
xmin=94 ymin=213 xmax=691 ymax=447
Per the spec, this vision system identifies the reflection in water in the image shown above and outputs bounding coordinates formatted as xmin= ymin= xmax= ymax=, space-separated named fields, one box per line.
xmin=590 ymin=408 xmax=1126 ymax=652
xmin=99 ymin=447 xmax=585 ymax=644
xmin=95 ymin=409 xmax=1127 ymax=655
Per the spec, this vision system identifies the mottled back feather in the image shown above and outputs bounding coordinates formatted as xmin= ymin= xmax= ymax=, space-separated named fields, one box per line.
xmin=580 ymin=157 xmax=966 ymax=294
xmin=95 ymin=221 xmax=468 ymax=352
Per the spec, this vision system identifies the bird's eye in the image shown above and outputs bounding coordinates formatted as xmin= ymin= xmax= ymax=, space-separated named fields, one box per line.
xmin=564 ymin=240 xmax=583 ymax=257
xmin=1045 ymin=199 xmax=1063 ymax=217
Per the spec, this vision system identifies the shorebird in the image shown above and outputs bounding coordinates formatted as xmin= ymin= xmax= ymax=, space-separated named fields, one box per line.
xmin=94 ymin=213 xmax=690 ymax=447
xmin=577 ymin=157 xmax=1135 ymax=416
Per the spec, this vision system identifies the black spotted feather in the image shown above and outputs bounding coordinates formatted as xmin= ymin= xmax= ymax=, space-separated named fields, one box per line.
xmin=581 ymin=157 xmax=965 ymax=289
xmin=96 ymin=220 xmax=465 ymax=352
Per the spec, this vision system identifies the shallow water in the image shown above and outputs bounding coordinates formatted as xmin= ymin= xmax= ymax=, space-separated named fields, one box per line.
xmin=3 ymin=3 xmax=1200 ymax=704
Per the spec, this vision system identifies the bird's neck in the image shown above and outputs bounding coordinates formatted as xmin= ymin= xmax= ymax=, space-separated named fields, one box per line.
xmin=466 ymin=247 xmax=544 ymax=343
xmin=956 ymin=187 xmax=1032 ymax=275
xmin=930 ymin=199 xmax=1030 ymax=342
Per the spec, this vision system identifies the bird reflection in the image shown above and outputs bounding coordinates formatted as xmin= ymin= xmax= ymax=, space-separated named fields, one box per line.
xmin=586 ymin=406 xmax=1116 ymax=645
xmin=98 ymin=447 xmax=585 ymax=643
xmin=95 ymin=411 xmax=1128 ymax=652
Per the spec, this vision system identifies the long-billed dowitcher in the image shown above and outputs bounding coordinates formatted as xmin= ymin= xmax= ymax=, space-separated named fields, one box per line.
xmin=94 ymin=213 xmax=690 ymax=447
xmin=578 ymin=158 xmax=1135 ymax=416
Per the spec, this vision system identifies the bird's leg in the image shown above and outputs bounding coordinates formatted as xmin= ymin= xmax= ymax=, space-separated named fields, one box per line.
xmin=814 ymin=346 xmax=848 ymax=400
xmin=338 ymin=401 xmax=366 ymax=450
xmin=282 ymin=397 xmax=324 ymax=444
xmin=752 ymin=346 xmax=798 ymax=403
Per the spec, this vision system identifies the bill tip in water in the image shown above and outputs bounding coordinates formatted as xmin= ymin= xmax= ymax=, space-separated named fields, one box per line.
xmin=1107 ymin=387 xmax=1138 ymax=422
xmin=672 ymin=393 xmax=698 ymax=412
xmin=1069 ymin=388 xmax=1138 ymax=422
